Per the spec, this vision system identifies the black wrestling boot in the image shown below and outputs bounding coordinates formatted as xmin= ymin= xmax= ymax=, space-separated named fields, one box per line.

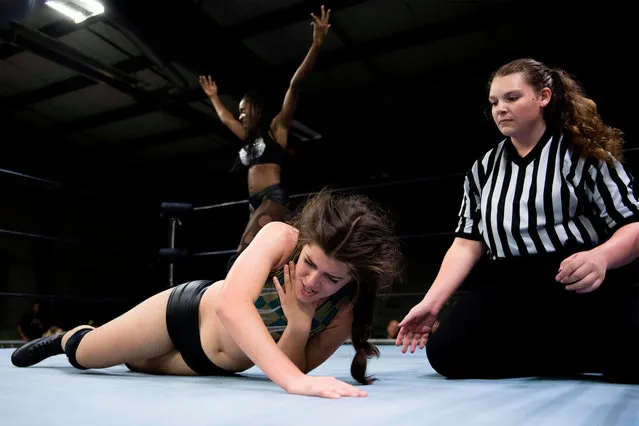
xmin=11 ymin=333 xmax=65 ymax=367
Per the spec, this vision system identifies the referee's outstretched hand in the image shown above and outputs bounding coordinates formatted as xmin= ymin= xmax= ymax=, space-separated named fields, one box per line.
xmin=396 ymin=300 xmax=440 ymax=354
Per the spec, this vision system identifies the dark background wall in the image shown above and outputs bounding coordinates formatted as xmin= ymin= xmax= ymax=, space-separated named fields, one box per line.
xmin=0 ymin=134 xmax=163 ymax=337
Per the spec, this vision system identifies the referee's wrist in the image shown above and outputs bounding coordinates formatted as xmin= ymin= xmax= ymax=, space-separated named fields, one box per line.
xmin=422 ymin=292 xmax=446 ymax=313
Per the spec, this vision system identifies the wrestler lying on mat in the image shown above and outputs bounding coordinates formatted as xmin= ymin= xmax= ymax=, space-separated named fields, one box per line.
xmin=11 ymin=189 xmax=401 ymax=399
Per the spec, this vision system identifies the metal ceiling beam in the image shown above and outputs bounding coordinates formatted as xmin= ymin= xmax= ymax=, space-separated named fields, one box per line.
xmin=1 ymin=21 xmax=140 ymax=88
xmin=50 ymin=96 xmax=234 ymax=143
xmin=105 ymin=0 xmax=267 ymax=84
xmin=0 ymin=55 xmax=151 ymax=112
xmin=0 ymin=21 xmax=233 ymax=139
xmin=105 ymin=19 xmax=188 ymax=93
xmin=0 ymin=15 xmax=96 ymax=60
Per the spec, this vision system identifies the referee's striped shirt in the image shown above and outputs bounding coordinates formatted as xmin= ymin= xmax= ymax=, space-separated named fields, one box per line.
xmin=455 ymin=126 xmax=639 ymax=259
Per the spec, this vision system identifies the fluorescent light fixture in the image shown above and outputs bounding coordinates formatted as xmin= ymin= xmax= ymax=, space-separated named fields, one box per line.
xmin=45 ymin=0 xmax=104 ymax=24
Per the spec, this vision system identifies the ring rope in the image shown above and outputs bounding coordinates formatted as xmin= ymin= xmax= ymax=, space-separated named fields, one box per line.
xmin=193 ymin=173 xmax=465 ymax=211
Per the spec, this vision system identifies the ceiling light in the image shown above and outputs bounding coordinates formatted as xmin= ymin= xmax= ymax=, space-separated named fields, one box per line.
xmin=45 ymin=0 xmax=104 ymax=24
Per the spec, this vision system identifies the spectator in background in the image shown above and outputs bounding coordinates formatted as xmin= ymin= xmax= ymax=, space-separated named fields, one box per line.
xmin=17 ymin=300 xmax=46 ymax=341
xmin=386 ymin=319 xmax=400 ymax=339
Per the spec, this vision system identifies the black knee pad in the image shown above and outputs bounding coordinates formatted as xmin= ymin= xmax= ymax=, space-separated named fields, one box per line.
xmin=65 ymin=328 xmax=93 ymax=370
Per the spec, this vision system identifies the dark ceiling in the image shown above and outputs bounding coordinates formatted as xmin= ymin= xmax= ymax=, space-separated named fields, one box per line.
xmin=1 ymin=0 xmax=637 ymax=205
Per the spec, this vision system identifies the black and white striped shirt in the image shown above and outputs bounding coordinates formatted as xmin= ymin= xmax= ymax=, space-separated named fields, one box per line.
xmin=455 ymin=127 xmax=639 ymax=259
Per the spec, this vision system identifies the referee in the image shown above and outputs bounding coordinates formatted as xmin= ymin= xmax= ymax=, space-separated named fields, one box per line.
xmin=397 ymin=58 xmax=639 ymax=384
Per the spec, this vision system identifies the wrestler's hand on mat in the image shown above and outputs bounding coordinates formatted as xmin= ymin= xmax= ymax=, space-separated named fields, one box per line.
xmin=273 ymin=261 xmax=318 ymax=327
xmin=198 ymin=75 xmax=218 ymax=97
xmin=311 ymin=5 xmax=331 ymax=45
xmin=286 ymin=376 xmax=367 ymax=399
xmin=396 ymin=300 xmax=439 ymax=353
xmin=556 ymin=250 xmax=607 ymax=293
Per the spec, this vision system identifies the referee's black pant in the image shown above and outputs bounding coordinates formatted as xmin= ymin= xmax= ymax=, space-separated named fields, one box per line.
xmin=426 ymin=248 xmax=639 ymax=384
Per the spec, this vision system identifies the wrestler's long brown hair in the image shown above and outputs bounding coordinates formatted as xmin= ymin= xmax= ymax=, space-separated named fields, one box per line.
xmin=289 ymin=188 xmax=402 ymax=384
xmin=489 ymin=58 xmax=625 ymax=164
